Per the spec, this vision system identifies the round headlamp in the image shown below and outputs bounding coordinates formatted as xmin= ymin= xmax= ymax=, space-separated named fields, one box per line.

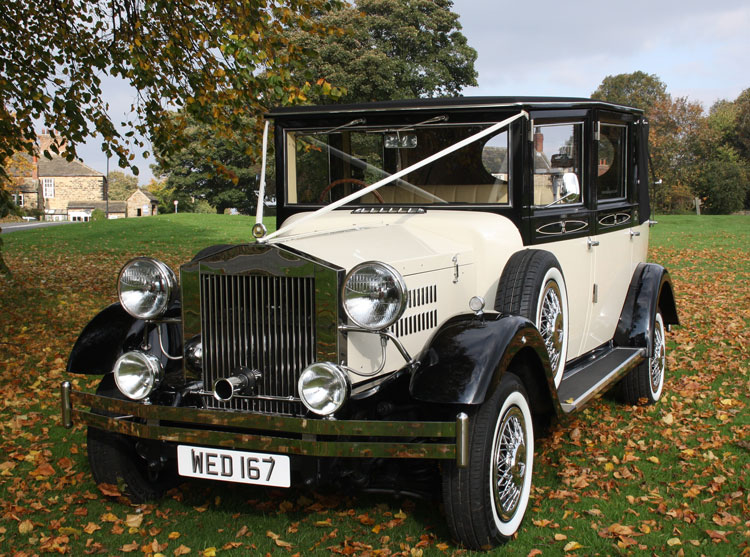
xmin=118 ymin=257 xmax=176 ymax=319
xmin=113 ymin=351 xmax=163 ymax=400
xmin=342 ymin=262 xmax=407 ymax=330
xmin=298 ymin=362 xmax=351 ymax=416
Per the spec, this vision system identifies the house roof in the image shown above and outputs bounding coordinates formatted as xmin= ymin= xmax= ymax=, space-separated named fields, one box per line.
xmin=8 ymin=153 xmax=104 ymax=177
xmin=128 ymin=188 xmax=159 ymax=202
xmin=38 ymin=156 xmax=103 ymax=177
xmin=67 ymin=200 xmax=126 ymax=212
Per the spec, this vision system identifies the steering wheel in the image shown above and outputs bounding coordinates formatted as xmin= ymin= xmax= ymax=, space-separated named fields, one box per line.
xmin=317 ymin=178 xmax=385 ymax=204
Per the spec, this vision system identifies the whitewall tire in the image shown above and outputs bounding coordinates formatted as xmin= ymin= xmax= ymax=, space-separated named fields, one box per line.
xmin=442 ymin=373 xmax=534 ymax=549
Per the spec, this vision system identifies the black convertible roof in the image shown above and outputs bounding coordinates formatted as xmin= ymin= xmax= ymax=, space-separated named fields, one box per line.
xmin=266 ymin=96 xmax=643 ymax=118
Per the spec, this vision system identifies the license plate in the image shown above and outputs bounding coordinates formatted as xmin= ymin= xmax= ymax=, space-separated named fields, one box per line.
xmin=177 ymin=445 xmax=290 ymax=488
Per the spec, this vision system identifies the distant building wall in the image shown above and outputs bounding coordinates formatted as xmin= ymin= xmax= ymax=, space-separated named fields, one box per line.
xmin=45 ymin=177 xmax=105 ymax=211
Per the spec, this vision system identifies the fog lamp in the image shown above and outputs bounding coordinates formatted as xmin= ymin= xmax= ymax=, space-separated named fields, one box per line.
xmin=113 ymin=351 xmax=163 ymax=400
xmin=298 ymin=362 xmax=351 ymax=416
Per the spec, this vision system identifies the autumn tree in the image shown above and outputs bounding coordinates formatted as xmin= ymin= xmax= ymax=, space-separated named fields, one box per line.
xmin=591 ymin=71 xmax=669 ymax=113
xmin=107 ymin=171 xmax=138 ymax=200
xmin=691 ymin=95 xmax=750 ymax=213
xmin=286 ymin=0 xmax=478 ymax=103
xmin=152 ymin=115 xmax=262 ymax=214
xmin=648 ymin=96 xmax=705 ymax=213
xmin=592 ymin=73 xmax=705 ymax=212
xmin=1 ymin=0 xmax=343 ymax=180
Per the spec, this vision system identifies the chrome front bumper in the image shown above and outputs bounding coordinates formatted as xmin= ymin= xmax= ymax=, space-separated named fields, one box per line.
xmin=61 ymin=382 xmax=469 ymax=467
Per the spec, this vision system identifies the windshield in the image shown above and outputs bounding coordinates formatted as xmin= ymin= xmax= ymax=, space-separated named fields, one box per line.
xmin=285 ymin=124 xmax=510 ymax=206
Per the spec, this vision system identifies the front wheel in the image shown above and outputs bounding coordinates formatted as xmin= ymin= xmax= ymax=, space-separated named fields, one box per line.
xmin=87 ymin=375 xmax=178 ymax=502
xmin=442 ymin=373 xmax=534 ymax=549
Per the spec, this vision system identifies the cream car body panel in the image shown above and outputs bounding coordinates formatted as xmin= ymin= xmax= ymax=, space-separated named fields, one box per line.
xmin=279 ymin=210 xmax=524 ymax=380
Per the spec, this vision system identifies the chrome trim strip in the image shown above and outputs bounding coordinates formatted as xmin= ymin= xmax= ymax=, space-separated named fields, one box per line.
xmin=61 ymin=381 xmax=72 ymax=429
xmin=456 ymin=412 xmax=469 ymax=468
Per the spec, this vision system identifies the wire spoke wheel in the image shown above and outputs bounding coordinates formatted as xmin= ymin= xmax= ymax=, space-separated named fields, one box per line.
xmin=650 ymin=317 xmax=665 ymax=394
xmin=538 ymin=281 xmax=564 ymax=372
xmin=492 ymin=406 xmax=527 ymax=520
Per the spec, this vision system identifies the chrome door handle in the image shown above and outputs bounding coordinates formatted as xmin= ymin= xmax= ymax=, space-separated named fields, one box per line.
xmin=587 ymin=237 xmax=600 ymax=249
xmin=630 ymin=229 xmax=641 ymax=238
xmin=648 ymin=219 xmax=659 ymax=227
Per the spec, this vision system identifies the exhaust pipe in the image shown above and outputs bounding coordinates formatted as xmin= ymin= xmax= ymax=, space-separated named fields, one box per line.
xmin=213 ymin=367 xmax=261 ymax=402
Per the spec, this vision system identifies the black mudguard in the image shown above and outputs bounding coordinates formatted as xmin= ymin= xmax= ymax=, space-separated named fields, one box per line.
xmin=614 ymin=263 xmax=678 ymax=353
xmin=67 ymin=303 xmax=183 ymax=382
xmin=409 ymin=313 xmax=553 ymax=405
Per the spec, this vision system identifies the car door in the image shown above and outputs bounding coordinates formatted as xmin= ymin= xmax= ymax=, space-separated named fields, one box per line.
xmin=586 ymin=113 xmax=639 ymax=349
xmin=524 ymin=113 xmax=595 ymax=362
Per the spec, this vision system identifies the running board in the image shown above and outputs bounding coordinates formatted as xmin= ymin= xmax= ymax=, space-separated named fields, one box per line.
xmin=558 ymin=347 xmax=646 ymax=413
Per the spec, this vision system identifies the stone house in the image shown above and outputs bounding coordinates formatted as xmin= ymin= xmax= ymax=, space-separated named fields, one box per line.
xmin=126 ymin=189 xmax=159 ymax=217
xmin=10 ymin=134 xmax=110 ymax=221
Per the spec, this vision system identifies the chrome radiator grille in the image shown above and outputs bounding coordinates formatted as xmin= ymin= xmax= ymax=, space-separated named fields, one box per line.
xmin=200 ymin=273 xmax=316 ymax=415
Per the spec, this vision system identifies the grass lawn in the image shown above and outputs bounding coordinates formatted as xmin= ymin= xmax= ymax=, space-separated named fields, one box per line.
xmin=0 ymin=214 xmax=747 ymax=556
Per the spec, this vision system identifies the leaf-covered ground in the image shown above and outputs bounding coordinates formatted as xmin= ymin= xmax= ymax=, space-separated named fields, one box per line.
xmin=0 ymin=214 xmax=748 ymax=556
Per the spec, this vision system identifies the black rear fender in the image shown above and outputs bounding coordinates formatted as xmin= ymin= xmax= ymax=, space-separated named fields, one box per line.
xmin=615 ymin=263 xmax=678 ymax=353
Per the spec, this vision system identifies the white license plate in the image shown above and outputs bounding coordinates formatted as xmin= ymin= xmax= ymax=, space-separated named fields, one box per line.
xmin=177 ymin=445 xmax=290 ymax=488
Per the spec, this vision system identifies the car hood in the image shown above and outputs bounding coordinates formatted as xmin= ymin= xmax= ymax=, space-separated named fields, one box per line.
xmin=273 ymin=210 xmax=521 ymax=277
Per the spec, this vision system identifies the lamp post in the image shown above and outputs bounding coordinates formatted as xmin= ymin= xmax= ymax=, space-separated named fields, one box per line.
xmin=105 ymin=155 xmax=109 ymax=219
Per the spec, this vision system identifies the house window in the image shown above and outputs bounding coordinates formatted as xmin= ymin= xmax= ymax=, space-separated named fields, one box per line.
xmin=43 ymin=178 xmax=55 ymax=198
xmin=13 ymin=193 xmax=24 ymax=207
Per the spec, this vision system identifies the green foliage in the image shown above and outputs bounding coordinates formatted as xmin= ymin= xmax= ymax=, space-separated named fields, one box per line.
xmin=696 ymin=159 xmax=749 ymax=214
xmin=107 ymin=171 xmax=138 ymax=201
xmin=732 ymin=88 xmax=750 ymax=161
xmin=153 ymin=115 xmax=262 ymax=214
xmin=90 ymin=209 xmax=107 ymax=221
xmin=0 ymin=0 xmax=344 ymax=179
xmin=591 ymin=71 xmax=669 ymax=112
xmin=288 ymin=0 xmax=478 ymax=103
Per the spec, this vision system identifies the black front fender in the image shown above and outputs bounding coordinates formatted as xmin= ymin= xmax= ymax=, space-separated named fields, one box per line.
xmin=67 ymin=303 xmax=183 ymax=380
xmin=614 ymin=263 xmax=679 ymax=353
xmin=409 ymin=313 xmax=552 ymax=405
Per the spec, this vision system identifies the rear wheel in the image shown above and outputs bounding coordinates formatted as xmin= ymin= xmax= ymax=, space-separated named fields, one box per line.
xmin=495 ymin=250 xmax=568 ymax=383
xmin=621 ymin=311 xmax=666 ymax=404
xmin=442 ymin=373 xmax=534 ymax=549
xmin=87 ymin=375 xmax=177 ymax=502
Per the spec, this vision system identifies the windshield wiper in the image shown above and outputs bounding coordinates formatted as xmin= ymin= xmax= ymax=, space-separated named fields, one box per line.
xmin=312 ymin=118 xmax=366 ymax=135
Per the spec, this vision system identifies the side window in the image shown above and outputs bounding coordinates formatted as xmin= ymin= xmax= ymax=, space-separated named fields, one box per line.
xmin=597 ymin=124 xmax=627 ymax=201
xmin=533 ymin=123 xmax=582 ymax=207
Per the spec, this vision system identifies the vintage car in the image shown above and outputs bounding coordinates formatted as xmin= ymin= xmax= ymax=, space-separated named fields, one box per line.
xmin=61 ymin=97 xmax=678 ymax=549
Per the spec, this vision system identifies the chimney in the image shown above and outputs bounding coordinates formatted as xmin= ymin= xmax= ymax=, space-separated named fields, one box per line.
xmin=533 ymin=127 xmax=544 ymax=153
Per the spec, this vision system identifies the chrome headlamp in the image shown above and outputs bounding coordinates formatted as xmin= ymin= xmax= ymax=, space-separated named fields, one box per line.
xmin=118 ymin=257 xmax=176 ymax=319
xmin=342 ymin=262 xmax=407 ymax=330
xmin=298 ymin=362 xmax=351 ymax=416
xmin=113 ymin=351 xmax=163 ymax=400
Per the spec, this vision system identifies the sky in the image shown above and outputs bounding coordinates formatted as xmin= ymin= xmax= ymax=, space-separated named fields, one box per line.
xmin=75 ymin=0 xmax=750 ymax=185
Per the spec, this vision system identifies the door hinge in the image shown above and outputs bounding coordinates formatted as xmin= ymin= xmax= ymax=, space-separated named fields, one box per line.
xmin=452 ymin=255 xmax=459 ymax=283
xmin=592 ymin=283 xmax=598 ymax=304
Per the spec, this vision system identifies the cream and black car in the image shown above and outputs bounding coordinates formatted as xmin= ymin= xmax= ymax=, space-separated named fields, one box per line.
xmin=62 ymin=97 xmax=678 ymax=549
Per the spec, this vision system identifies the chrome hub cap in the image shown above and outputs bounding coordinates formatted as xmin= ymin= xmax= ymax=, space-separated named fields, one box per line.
xmin=539 ymin=281 xmax=564 ymax=371
xmin=493 ymin=406 xmax=527 ymax=521
xmin=650 ymin=322 xmax=665 ymax=393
